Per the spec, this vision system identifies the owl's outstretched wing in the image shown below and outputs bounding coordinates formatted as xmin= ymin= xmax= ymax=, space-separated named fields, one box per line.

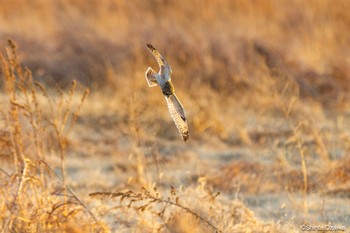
xmin=147 ymin=43 xmax=172 ymax=79
xmin=165 ymin=94 xmax=189 ymax=141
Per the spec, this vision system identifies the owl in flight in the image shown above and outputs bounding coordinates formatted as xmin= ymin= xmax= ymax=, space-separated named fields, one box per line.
xmin=145 ymin=43 xmax=189 ymax=141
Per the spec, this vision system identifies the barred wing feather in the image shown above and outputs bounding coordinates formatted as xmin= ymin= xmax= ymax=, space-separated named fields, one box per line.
xmin=147 ymin=43 xmax=172 ymax=79
xmin=165 ymin=94 xmax=189 ymax=141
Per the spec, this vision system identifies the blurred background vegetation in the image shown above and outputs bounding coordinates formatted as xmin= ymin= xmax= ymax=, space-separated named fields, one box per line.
xmin=1 ymin=1 xmax=350 ymax=232
xmin=0 ymin=0 xmax=349 ymax=106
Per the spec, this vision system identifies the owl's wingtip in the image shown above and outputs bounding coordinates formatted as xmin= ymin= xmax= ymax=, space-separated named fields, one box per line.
xmin=182 ymin=132 xmax=189 ymax=142
xmin=147 ymin=43 xmax=155 ymax=51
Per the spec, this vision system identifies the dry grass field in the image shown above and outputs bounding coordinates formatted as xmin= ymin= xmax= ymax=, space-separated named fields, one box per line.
xmin=0 ymin=0 xmax=350 ymax=232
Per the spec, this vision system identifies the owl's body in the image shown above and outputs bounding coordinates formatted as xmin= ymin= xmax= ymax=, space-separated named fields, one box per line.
xmin=161 ymin=81 xmax=175 ymax=96
xmin=145 ymin=44 xmax=189 ymax=141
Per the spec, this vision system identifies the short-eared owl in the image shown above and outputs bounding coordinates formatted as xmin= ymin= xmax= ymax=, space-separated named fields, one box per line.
xmin=145 ymin=43 xmax=189 ymax=141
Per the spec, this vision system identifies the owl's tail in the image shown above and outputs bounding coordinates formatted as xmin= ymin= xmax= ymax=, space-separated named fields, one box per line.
xmin=145 ymin=67 xmax=158 ymax=87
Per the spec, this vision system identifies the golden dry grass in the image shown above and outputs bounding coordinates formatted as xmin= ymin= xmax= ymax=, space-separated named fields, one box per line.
xmin=0 ymin=0 xmax=350 ymax=232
